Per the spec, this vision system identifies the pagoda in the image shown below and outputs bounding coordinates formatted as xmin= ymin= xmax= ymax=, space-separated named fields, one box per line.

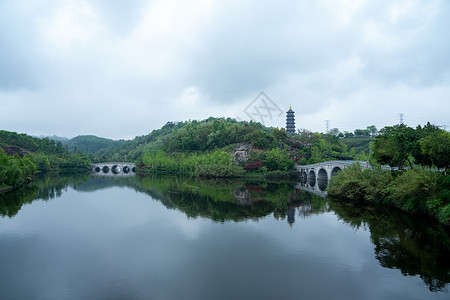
xmin=286 ymin=105 xmax=296 ymax=135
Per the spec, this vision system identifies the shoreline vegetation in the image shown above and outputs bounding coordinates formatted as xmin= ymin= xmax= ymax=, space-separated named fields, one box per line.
xmin=1 ymin=118 xmax=449 ymax=224
xmin=328 ymin=122 xmax=450 ymax=225
xmin=328 ymin=164 xmax=450 ymax=225
xmin=0 ymin=130 xmax=92 ymax=192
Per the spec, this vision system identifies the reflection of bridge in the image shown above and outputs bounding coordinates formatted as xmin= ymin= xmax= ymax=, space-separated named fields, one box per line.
xmin=91 ymin=162 xmax=136 ymax=177
xmin=295 ymin=161 xmax=370 ymax=197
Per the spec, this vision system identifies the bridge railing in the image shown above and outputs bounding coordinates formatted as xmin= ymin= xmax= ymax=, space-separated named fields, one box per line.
xmin=295 ymin=160 xmax=371 ymax=170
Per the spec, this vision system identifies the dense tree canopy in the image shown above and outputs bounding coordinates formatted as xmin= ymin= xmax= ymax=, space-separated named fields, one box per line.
xmin=370 ymin=123 xmax=449 ymax=170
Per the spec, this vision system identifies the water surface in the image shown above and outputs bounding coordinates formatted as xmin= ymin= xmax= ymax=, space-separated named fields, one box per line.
xmin=0 ymin=174 xmax=448 ymax=299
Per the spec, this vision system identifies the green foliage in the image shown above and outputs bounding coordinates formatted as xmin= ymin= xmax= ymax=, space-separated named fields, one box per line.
xmin=66 ymin=135 xmax=124 ymax=155
xmin=98 ymin=118 xmax=272 ymax=161
xmin=329 ymin=164 xmax=450 ymax=224
xmin=272 ymin=127 xmax=287 ymax=141
xmin=438 ymin=204 xmax=450 ymax=224
xmin=264 ymin=147 xmax=294 ymax=171
xmin=341 ymin=137 xmax=373 ymax=155
xmin=164 ymin=118 xmax=265 ymax=152
xmin=243 ymin=130 xmax=276 ymax=148
xmin=370 ymin=122 xmax=449 ymax=170
xmin=0 ymin=131 xmax=92 ymax=189
xmin=0 ymin=148 xmax=37 ymax=187
xmin=140 ymin=149 xmax=241 ymax=177
xmin=419 ymin=130 xmax=450 ymax=169
xmin=371 ymin=124 xmax=418 ymax=169
xmin=328 ymin=164 xmax=392 ymax=203
xmin=389 ymin=167 xmax=439 ymax=214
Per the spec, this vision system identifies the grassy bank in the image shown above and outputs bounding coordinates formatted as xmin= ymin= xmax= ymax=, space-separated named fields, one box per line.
xmin=327 ymin=164 xmax=450 ymax=224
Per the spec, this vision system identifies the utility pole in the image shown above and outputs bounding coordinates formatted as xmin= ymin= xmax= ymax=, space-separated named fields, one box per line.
xmin=325 ymin=120 xmax=330 ymax=133
xmin=399 ymin=113 xmax=404 ymax=124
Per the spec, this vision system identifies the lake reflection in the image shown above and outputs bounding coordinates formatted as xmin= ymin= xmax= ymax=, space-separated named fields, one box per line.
xmin=0 ymin=174 xmax=448 ymax=300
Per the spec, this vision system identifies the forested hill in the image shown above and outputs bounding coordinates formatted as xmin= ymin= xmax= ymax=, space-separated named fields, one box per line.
xmin=65 ymin=135 xmax=125 ymax=155
xmin=93 ymin=117 xmax=366 ymax=164
xmin=95 ymin=117 xmax=274 ymax=161
xmin=0 ymin=130 xmax=67 ymax=156
xmin=1 ymin=117 xmax=373 ymax=165
xmin=1 ymin=130 xmax=91 ymax=188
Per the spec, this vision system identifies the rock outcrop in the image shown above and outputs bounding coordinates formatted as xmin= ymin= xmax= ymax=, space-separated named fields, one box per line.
xmin=233 ymin=143 xmax=252 ymax=162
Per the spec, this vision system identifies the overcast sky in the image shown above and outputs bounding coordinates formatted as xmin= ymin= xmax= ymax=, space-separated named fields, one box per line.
xmin=1 ymin=0 xmax=449 ymax=140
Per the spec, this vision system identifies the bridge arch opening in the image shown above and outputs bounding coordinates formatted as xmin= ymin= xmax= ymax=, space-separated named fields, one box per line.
xmin=300 ymin=170 xmax=307 ymax=184
xmin=307 ymin=170 xmax=316 ymax=187
xmin=331 ymin=166 xmax=342 ymax=178
xmin=317 ymin=168 xmax=328 ymax=191
xmin=112 ymin=165 xmax=122 ymax=174
xmin=132 ymin=167 xmax=136 ymax=173
xmin=95 ymin=166 xmax=100 ymax=173
xmin=102 ymin=166 xmax=110 ymax=173
xmin=123 ymin=166 xmax=130 ymax=174
xmin=318 ymin=168 xmax=328 ymax=180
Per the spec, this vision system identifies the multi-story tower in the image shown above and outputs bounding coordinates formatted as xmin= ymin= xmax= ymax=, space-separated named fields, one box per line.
xmin=286 ymin=105 xmax=296 ymax=135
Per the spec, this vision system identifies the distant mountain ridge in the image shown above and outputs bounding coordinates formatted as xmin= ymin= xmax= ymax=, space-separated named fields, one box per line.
xmin=37 ymin=135 xmax=70 ymax=142
xmin=65 ymin=135 xmax=125 ymax=155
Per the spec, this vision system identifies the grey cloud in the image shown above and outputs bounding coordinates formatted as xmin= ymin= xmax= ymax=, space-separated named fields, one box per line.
xmin=0 ymin=2 xmax=44 ymax=91
xmin=90 ymin=0 xmax=151 ymax=36
xmin=0 ymin=0 xmax=449 ymax=138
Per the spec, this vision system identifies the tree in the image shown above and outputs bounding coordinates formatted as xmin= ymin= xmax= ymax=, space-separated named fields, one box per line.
xmin=328 ymin=128 xmax=340 ymax=137
xmin=367 ymin=125 xmax=378 ymax=137
xmin=419 ymin=130 xmax=450 ymax=172
xmin=264 ymin=147 xmax=294 ymax=171
xmin=354 ymin=128 xmax=370 ymax=137
xmin=343 ymin=131 xmax=354 ymax=138
xmin=371 ymin=124 xmax=418 ymax=169
xmin=297 ymin=128 xmax=319 ymax=143
xmin=272 ymin=128 xmax=287 ymax=141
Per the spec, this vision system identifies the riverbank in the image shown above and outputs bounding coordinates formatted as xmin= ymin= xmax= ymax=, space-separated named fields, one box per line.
xmin=327 ymin=164 xmax=450 ymax=225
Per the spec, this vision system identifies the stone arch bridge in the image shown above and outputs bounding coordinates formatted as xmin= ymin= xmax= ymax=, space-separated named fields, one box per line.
xmin=295 ymin=161 xmax=370 ymax=197
xmin=91 ymin=162 xmax=136 ymax=177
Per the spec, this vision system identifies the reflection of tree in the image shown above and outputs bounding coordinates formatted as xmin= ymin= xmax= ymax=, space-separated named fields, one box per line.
xmin=129 ymin=176 xmax=326 ymax=223
xmin=0 ymin=174 xmax=90 ymax=217
xmin=4 ymin=174 xmax=447 ymax=293
xmin=331 ymin=201 xmax=450 ymax=292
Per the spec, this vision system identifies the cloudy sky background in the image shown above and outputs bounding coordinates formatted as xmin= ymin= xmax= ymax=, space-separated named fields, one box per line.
xmin=1 ymin=0 xmax=449 ymax=140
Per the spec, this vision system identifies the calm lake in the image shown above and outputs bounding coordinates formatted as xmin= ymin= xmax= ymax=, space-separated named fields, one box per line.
xmin=0 ymin=174 xmax=448 ymax=300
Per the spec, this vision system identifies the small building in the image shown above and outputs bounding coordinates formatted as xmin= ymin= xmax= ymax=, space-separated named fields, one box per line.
xmin=286 ymin=105 xmax=296 ymax=135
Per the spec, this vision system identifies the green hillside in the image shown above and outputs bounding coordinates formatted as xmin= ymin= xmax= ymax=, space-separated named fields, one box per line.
xmin=65 ymin=135 xmax=125 ymax=155
xmin=0 ymin=130 xmax=91 ymax=190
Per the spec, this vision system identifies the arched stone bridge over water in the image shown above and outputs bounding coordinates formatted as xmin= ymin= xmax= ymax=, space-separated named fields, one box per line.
xmin=91 ymin=162 xmax=136 ymax=177
xmin=295 ymin=161 xmax=370 ymax=197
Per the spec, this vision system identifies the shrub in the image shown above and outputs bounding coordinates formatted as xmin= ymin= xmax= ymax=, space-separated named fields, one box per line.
xmin=389 ymin=167 xmax=438 ymax=214
xmin=328 ymin=163 xmax=392 ymax=203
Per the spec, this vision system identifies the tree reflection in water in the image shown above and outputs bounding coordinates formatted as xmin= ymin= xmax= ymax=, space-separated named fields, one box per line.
xmin=330 ymin=201 xmax=450 ymax=292
xmin=1 ymin=174 xmax=448 ymax=292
